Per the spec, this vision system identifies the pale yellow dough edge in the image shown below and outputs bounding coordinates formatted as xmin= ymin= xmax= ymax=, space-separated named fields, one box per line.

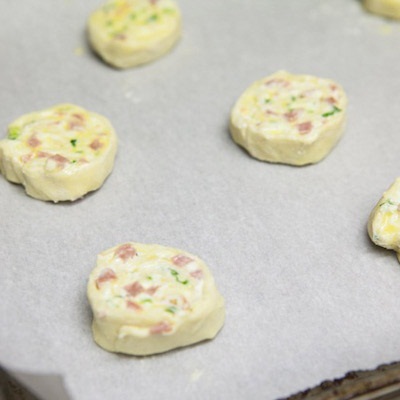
xmin=88 ymin=7 xmax=182 ymax=69
xmin=230 ymin=117 xmax=346 ymax=166
xmin=0 ymin=104 xmax=118 ymax=202
xmin=87 ymin=243 xmax=225 ymax=356
xmin=368 ymin=178 xmax=400 ymax=254
xmin=229 ymin=72 xmax=348 ymax=166
xmin=92 ymin=301 xmax=225 ymax=356
xmin=363 ymin=0 xmax=400 ymax=19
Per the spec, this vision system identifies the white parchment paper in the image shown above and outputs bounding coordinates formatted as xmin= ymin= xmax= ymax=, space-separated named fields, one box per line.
xmin=1 ymin=1 xmax=400 ymax=399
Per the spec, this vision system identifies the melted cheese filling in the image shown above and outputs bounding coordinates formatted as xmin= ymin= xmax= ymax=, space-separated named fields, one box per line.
xmin=374 ymin=193 xmax=400 ymax=248
xmin=92 ymin=0 xmax=180 ymax=41
xmin=236 ymin=71 xmax=346 ymax=139
xmin=6 ymin=104 xmax=112 ymax=171
xmin=95 ymin=243 xmax=205 ymax=334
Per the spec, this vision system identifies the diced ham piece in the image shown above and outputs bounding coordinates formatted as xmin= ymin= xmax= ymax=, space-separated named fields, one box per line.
xmin=172 ymin=254 xmax=194 ymax=267
xmin=126 ymin=300 xmax=142 ymax=311
xmin=95 ymin=268 xmax=117 ymax=289
xmin=114 ymin=34 xmax=127 ymax=41
xmin=149 ymin=0 xmax=159 ymax=4
xmin=114 ymin=243 xmax=136 ymax=261
xmin=180 ymin=296 xmax=190 ymax=310
xmin=264 ymin=78 xmax=290 ymax=88
xmin=170 ymin=295 xmax=190 ymax=310
xmin=146 ymin=286 xmax=159 ymax=296
xmin=27 ymin=135 xmax=41 ymax=148
xmin=190 ymin=270 xmax=203 ymax=280
xmin=37 ymin=151 xmax=51 ymax=158
xmin=124 ymin=282 xmax=144 ymax=297
xmin=284 ymin=110 xmax=299 ymax=123
xmin=325 ymin=96 xmax=337 ymax=105
xmin=48 ymin=121 xmax=61 ymax=126
xmin=68 ymin=113 xmax=85 ymax=130
xmin=150 ymin=321 xmax=172 ymax=335
xmin=21 ymin=153 xmax=33 ymax=163
xmin=90 ymin=138 xmax=103 ymax=150
xmin=69 ymin=122 xmax=82 ymax=130
xmin=72 ymin=113 xmax=84 ymax=121
xmin=49 ymin=154 xmax=69 ymax=167
xmin=297 ymin=121 xmax=313 ymax=135
xmin=265 ymin=110 xmax=278 ymax=116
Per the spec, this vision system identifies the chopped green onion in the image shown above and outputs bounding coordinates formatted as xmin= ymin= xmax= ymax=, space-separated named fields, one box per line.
xmin=70 ymin=139 xmax=77 ymax=147
xmin=7 ymin=127 xmax=20 ymax=140
xmin=379 ymin=200 xmax=395 ymax=207
xmin=170 ymin=269 xmax=188 ymax=285
xmin=165 ymin=306 xmax=178 ymax=314
xmin=322 ymin=106 xmax=341 ymax=118
xmin=147 ymin=14 xmax=158 ymax=22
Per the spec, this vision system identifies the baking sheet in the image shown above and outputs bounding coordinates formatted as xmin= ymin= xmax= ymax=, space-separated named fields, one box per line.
xmin=1 ymin=1 xmax=400 ymax=399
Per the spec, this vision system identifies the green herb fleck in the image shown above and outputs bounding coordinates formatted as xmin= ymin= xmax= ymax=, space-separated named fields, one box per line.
xmin=379 ymin=200 xmax=395 ymax=207
xmin=264 ymin=99 xmax=271 ymax=104
xmin=170 ymin=269 xmax=178 ymax=277
xmin=106 ymin=20 xmax=113 ymax=27
xmin=7 ymin=127 xmax=20 ymax=140
xmin=130 ymin=13 xmax=136 ymax=20
xmin=70 ymin=139 xmax=77 ymax=147
xmin=140 ymin=298 xmax=153 ymax=304
xmin=322 ymin=105 xmax=341 ymax=118
xmin=291 ymin=96 xmax=297 ymax=102
xmin=71 ymin=160 xmax=77 ymax=164
xmin=170 ymin=269 xmax=189 ymax=285
xmin=165 ymin=306 xmax=178 ymax=314
xmin=147 ymin=14 xmax=158 ymax=22
xmin=162 ymin=8 xmax=175 ymax=14
xmin=147 ymin=275 xmax=153 ymax=280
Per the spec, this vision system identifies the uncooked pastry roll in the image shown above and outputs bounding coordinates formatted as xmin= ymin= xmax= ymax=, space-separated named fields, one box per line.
xmin=368 ymin=178 xmax=400 ymax=256
xmin=0 ymin=104 xmax=117 ymax=202
xmin=363 ymin=0 xmax=400 ymax=19
xmin=87 ymin=242 xmax=225 ymax=355
xmin=230 ymin=71 xmax=348 ymax=166
xmin=88 ymin=0 xmax=182 ymax=69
